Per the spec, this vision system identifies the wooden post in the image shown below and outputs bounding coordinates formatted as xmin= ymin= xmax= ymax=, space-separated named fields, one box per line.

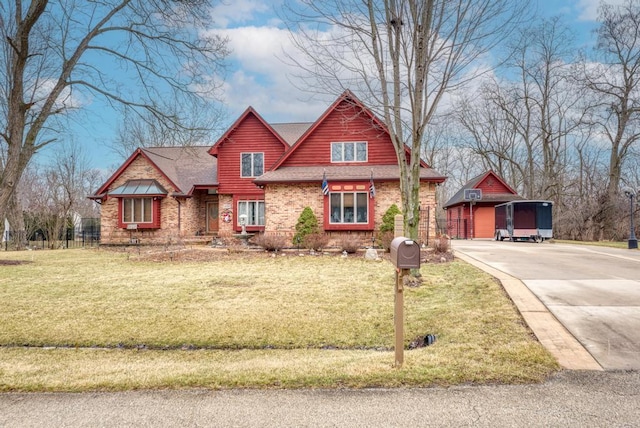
xmin=394 ymin=267 xmax=408 ymax=367
xmin=394 ymin=214 xmax=404 ymax=238
xmin=394 ymin=214 xmax=406 ymax=367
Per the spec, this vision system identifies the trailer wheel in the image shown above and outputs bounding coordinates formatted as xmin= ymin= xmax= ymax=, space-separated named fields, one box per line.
xmin=534 ymin=235 xmax=542 ymax=243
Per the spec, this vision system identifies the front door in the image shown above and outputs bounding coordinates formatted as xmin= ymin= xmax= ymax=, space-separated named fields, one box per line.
xmin=206 ymin=201 xmax=219 ymax=233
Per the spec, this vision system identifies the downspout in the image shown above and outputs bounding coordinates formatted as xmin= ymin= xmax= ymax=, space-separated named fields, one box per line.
xmin=176 ymin=198 xmax=181 ymax=236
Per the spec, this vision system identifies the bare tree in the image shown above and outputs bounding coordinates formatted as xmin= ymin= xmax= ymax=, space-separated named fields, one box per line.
xmin=457 ymin=17 xmax=584 ymax=203
xmin=111 ymin=97 xmax=226 ymax=161
xmin=0 ymin=0 xmax=228 ymax=229
xmin=284 ymin=0 xmax=530 ymax=239
xmin=580 ymin=0 xmax=640 ymax=239
xmin=19 ymin=140 xmax=104 ymax=248
xmin=455 ymin=87 xmax=528 ymax=193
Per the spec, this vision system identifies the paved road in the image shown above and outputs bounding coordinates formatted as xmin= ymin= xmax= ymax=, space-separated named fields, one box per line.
xmin=452 ymin=240 xmax=640 ymax=370
xmin=1 ymin=371 xmax=639 ymax=427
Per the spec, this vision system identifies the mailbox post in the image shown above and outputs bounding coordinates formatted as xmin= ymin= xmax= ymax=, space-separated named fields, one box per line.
xmin=389 ymin=237 xmax=421 ymax=367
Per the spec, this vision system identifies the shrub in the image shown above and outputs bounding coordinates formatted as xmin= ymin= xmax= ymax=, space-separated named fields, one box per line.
xmin=377 ymin=204 xmax=403 ymax=252
xmin=303 ymin=232 xmax=330 ymax=251
xmin=380 ymin=204 xmax=402 ymax=233
xmin=432 ymin=235 xmax=450 ymax=253
xmin=293 ymin=207 xmax=319 ymax=246
xmin=377 ymin=230 xmax=394 ymax=252
xmin=339 ymin=236 xmax=361 ymax=253
xmin=252 ymin=233 xmax=287 ymax=252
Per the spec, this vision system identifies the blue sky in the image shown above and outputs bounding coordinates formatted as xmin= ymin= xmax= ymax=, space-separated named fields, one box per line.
xmin=46 ymin=0 xmax=613 ymax=172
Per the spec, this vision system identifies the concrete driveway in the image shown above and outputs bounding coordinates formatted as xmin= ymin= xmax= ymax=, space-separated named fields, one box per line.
xmin=451 ymin=240 xmax=640 ymax=370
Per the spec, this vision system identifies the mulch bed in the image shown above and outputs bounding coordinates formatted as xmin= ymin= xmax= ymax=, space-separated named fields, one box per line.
xmin=121 ymin=245 xmax=455 ymax=264
xmin=0 ymin=259 xmax=31 ymax=266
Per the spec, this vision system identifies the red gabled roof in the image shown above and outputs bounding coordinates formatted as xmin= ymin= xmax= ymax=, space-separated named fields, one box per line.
xmin=270 ymin=90 xmax=429 ymax=169
xmin=443 ymin=170 xmax=521 ymax=208
xmin=208 ymin=107 xmax=290 ymax=156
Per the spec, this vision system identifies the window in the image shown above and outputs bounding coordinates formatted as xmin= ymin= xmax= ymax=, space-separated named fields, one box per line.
xmin=122 ymin=198 xmax=153 ymax=223
xmin=331 ymin=142 xmax=367 ymax=162
xmin=329 ymin=192 xmax=368 ymax=223
xmin=241 ymin=153 xmax=264 ymax=177
xmin=238 ymin=200 xmax=265 ymax=226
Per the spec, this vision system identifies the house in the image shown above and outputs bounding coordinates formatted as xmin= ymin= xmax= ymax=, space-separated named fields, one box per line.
xmin=90 ymin=91 xmax=446 ymax=246
xmin=443 ymin=170 xmax=523 ymax=239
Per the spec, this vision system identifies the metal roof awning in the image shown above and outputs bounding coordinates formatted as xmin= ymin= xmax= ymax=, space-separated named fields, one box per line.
xmin=108 ymin=179 xmax=168 ymax=196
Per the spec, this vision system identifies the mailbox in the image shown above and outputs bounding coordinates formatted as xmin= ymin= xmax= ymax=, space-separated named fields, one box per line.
xmin=390 ymin=236 xmax=421 ymax=269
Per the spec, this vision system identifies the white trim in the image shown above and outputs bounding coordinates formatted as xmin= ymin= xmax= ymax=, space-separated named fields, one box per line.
xmin=328 ymin=191 xmax=369 ymax=224
xmin=240 ymin=152 xmax=265 ymax=177
xmin=237 ymin=200 xmax=265 ymax=226
xmin=330 ymin=141 xmax=368 ymax=163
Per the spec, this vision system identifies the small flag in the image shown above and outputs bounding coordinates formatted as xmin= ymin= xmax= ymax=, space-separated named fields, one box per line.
xmin=369 ymin=170 xmax=376 ymax=198
xmin=321 ymin=171 xmax=329 ymax=196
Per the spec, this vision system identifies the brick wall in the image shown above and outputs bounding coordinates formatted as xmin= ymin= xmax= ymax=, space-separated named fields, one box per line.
xmin=100 ymin=156 xmax=218 ymax=245
xmin=263 ymin=181 xmax=438 ymax=247
xmin=100 ymin=155 xmax=439 ymax=246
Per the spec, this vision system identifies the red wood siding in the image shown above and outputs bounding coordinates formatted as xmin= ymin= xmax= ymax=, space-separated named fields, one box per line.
xmin=283 ymin=100 xmax=399 ymax=166
xmin=477 ymin=175 xmax=514 ymax=195
xmin=216 ymin=113 xmax=287 ymax=195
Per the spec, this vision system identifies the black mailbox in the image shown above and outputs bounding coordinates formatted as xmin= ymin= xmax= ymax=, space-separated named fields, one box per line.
xmin=390 ymin=236 xmax=421 ymax=269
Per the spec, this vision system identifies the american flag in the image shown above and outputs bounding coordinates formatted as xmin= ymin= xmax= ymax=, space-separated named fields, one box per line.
xmin=321 ymin=171 xmax=329 ymax=196
xmin=369 ymin=171 xmax=376 ymax=198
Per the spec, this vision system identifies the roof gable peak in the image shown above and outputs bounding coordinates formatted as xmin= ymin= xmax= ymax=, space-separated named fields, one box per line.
xmin=209 ymin=106 xmax=289 ymax=156
xmin=270 ymin=90 xmax=391 ymax=169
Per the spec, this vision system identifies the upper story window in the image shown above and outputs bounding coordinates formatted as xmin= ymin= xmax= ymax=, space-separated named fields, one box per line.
xmin=331 ymin=142 xmax=367 ymax=162
xmin=241 ymin=152 xmax=264 ymax=177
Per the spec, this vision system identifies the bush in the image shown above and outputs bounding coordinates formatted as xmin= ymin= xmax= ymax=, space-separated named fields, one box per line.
xmin=303 ymin=232 xmax=329 ymax=251
xmin=339 ymin=236 xmax=361 ymax=253
xmin=432 ymin=235 xmax=450 ymax=253
xmin=293 ymin=207 xmax=319 ymax=246
xmin=252 ymin=233 xmax=287 ymax=251
xmin=377 ymin=230 xmax=394 ymax=252
xmin=380 ymin=204 xmax=402 ymax=234
xmin=376 ymin=205 xmax=402 ymax=251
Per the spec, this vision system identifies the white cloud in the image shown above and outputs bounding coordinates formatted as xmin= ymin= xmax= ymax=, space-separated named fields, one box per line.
xmin=206 ymin=24 xmax=332 ymax=123
xmin=210 ymin=0 xmax=282 ymax=28
xmin=576 ymin=0 xmax=626 ymax=21
xmin=30 ymin=78 xmax=89 ymax=113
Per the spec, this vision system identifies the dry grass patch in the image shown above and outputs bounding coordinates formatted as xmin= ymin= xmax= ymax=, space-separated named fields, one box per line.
xmin=0 ymin=248 xmax=558 ymax=391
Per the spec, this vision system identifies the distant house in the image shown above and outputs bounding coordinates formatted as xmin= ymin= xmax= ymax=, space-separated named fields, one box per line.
xmin=90 ymin=91 xmax=446 ymax=246
xmin=443 ymin=171 xmax=522 ymax=239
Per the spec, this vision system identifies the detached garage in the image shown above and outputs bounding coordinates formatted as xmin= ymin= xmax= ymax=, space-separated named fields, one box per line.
xmin=443 ymin=171 xmax=523 ymax=239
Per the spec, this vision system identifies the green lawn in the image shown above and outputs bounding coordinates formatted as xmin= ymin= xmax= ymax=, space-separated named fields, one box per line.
xmin=0 ymin=248 xmax=558 ymax=391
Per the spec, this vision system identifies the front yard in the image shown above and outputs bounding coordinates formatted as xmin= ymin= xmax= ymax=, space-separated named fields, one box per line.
xmin=0 ymin=247 xmax=558 ymax=391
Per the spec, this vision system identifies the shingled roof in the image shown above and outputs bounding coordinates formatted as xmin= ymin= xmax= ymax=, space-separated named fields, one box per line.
xmin=444 ymin=170 xmax=522 ymax=208
xmin=254 ymin=164 xmax=446 ymax=184
xmin=270 ymin=122 xmax=313 ymax=146
xmin=140 ymin=146 xmax=217 ymax=195
xmin=91 ymin=146 xmax=217 ymax=199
